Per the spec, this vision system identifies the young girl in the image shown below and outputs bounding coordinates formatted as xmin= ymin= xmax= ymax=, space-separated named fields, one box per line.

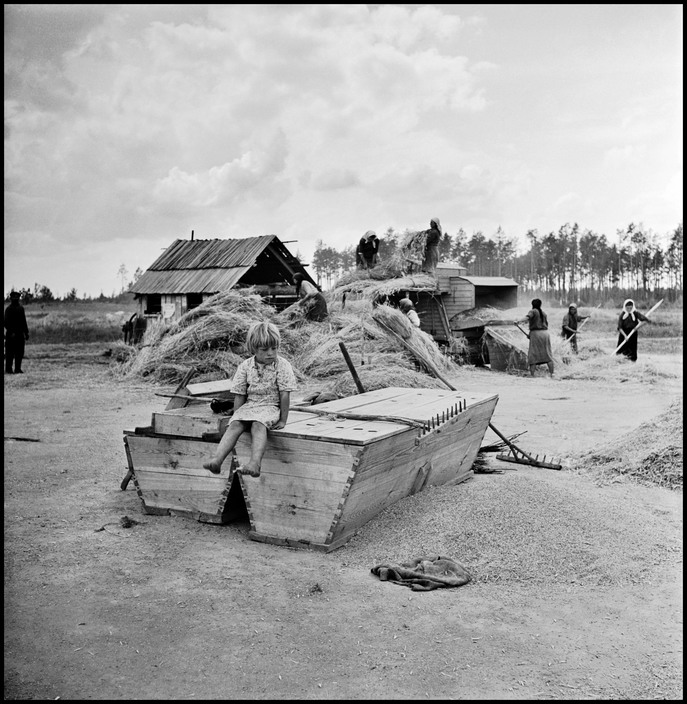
xmin=203 ymin=321 xmax=297 ymax=477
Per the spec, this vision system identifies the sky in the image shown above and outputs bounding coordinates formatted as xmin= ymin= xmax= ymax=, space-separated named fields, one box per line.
xmin=4 ymin=4 xmax=683 ymax=298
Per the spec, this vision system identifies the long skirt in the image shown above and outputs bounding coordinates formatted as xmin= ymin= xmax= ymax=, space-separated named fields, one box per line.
xmin=616 ymin=331 xmax=639 ymax=361
xmin=528 ymin=329 xmax=553 ymax=365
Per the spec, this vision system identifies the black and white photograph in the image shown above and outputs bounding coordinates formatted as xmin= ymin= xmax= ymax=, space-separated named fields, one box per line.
xmin=4 ymin=4 xmax=682 ymax=700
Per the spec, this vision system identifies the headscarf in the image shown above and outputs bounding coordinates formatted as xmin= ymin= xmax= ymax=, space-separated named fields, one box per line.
xmin=398 ymin=298 xmax=413 ymax=312
xmin=568 ymin=303 xmax=577 ymax=310
xmin=622 ymin=299 xmax=636 ymax=321
xmin=364 ymin=230 xmax=376 ymax=240
xmin=430 ymin=217 xmax=442 ymax=234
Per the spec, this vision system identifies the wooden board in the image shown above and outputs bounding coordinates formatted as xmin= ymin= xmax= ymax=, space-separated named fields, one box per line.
xmin=185 ymin=379 xmax=234 ymax=397
xmin=274 ymin=410 xmax=408 ymax=445
xmin=152 ymin=404 xmax=232 ymax=438
xmin=308 ymin=386 xmax=493 ymax=424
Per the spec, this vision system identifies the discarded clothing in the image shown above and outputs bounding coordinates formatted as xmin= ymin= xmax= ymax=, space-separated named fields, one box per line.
xmin=371 ymin=555 xmax=471 ymax=591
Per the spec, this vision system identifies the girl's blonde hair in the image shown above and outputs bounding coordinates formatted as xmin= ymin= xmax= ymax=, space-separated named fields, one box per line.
xmin=245 ymin=321 xmax=281 ymax=353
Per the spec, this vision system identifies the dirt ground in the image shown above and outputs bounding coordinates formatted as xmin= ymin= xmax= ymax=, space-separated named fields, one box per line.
xmin=4 ymin=342 xmax=683 ymax=700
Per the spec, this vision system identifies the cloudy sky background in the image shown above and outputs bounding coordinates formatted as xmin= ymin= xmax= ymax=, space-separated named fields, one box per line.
xmin=4 ymin=3 xmax=683 ymax=297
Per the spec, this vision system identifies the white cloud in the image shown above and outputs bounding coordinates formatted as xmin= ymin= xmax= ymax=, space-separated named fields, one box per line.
xmin=3 ymin=4 xmax=682 ymax=296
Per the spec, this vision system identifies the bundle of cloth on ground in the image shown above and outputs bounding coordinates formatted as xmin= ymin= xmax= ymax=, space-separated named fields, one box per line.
xmin=371 ymin=555 xmax=471 ymax=590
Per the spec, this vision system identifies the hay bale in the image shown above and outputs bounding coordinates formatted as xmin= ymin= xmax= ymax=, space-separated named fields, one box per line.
xmin=370 ymin=304 xmax=414 ymax=339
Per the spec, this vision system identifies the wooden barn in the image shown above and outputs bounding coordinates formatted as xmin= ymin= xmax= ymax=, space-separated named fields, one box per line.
xmin=129 ymin=234 xmax=313 ymax=323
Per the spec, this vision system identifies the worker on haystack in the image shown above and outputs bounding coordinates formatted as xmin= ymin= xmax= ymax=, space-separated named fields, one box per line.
xmin=292 ymin=273 xmax=329 ymax=322
xmin=398 ymin=298 xmax=421 ymax=328
xmin=421 ymin=217 xmax=442 ymax=275
xmin=356 ymin=231 xmax=380 ymax=270
xmin=561 ymin=303 xmax=588 ymax=354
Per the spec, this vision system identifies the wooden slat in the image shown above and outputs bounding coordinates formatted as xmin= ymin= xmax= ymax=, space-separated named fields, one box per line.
xmin=311 ymin=388 xmax=496 ymax=425
xmin=152 ymin=405 xmax=231 ymax=438
xmin=185 ymin=379 xmax=234 ymax=397
xmin=125 ymin=435 xmax=233 ymax=476
xmin=277 ymin=411 xmax=407 ymax=444
xmin=134 ymin=471 xmax=231 ymax=516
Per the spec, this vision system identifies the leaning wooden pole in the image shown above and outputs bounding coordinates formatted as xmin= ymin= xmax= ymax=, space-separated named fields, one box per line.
xmin=375 ymin=319 xmax=561 ymax=470
xmin=338 ymin=341 xmax=366 ymax=394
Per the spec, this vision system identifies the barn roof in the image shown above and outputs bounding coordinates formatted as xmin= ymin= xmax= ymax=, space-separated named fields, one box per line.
xmin=130 ymin=235 xmax=308 ymax=295
xmin=458 ymin=276 xmax=519 ymax=287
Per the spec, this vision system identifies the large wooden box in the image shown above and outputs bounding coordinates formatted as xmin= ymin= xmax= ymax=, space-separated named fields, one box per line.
xmin=124 ymin=387 xmax=498 ymax=550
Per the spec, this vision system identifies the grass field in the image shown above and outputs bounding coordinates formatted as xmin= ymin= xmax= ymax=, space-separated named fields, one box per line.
xmin=20 ymin=300 xmax=136 ymax=344
xmin=16 ymin=298 xmax=683 ymax=346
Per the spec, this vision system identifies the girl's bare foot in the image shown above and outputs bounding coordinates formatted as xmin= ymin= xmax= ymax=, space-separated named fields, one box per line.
xmin=203 ymin=460 xmax=222 ymax=474
xmin=237 ymin=462 xmax=261 ymax=477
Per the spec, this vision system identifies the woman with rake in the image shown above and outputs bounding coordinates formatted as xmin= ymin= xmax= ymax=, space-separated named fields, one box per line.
xmin=518 ymin=298 xmax=554 ymax=377
xmin=616 ymin=298 xmax=652 ymax=362
xmin=203 ymin=321 xmax=297 ymax=477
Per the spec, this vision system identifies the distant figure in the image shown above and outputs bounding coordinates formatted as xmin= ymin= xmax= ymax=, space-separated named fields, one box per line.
xmin=4 ymin=290 xmax=29 ymax=374
xmin=122 ymin=313 xmax=147 ymax=345
xmin=616 ymin=299 xmax=651 ymax=362
xmin=398 ymin=298 xmax=421 ymax=328
xmin=561 ymin=304 xmax=588 ymax=354
xmin=356 ymin=231 xmax=379 ymax=270
xmin=421 ymin=218 xmax=442 ymax=275
xmin=203 ymin=321 xmax=297 ymax=477
xmin=518 ymin=298 xmax=554 ymax=377
xmin=293 ymin=273 xmax=329 ymax=322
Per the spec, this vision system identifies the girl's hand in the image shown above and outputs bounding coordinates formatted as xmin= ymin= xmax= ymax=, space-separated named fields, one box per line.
xmin=272 ymin=420 xmax=286 ymax=430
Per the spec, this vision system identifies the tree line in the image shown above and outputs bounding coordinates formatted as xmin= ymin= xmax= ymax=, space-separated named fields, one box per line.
xmin=311 ymin=221 xmax=683 ymax=303
xmin=4 ymin=266 xmax=144 ymax=305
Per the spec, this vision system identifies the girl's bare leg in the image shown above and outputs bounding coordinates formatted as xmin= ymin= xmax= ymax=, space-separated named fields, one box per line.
xmin=203 ymin=421 xmax=246 ymax=474
xmin=239 ymin=422 xmax=268 ymax=477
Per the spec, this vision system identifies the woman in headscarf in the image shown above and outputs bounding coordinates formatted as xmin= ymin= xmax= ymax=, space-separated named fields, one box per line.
xmin=398 ymin=298 xmax=421 ymax=328
xmin=616 ymin=299 xmax=651 ymax=361
xmin=421 ymin=217 xmax=442 ymax=275
xmin=292 ymin=273 xmax=329 ymax=322
xmin=356 ymin=231 xmax=379 ymax=270
xmin=519 ymin=298 xmax=554 ymax=377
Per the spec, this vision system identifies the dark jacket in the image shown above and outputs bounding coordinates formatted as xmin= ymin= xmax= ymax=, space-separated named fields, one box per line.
xmin=4 ymin=301 xmax=29 ymax=339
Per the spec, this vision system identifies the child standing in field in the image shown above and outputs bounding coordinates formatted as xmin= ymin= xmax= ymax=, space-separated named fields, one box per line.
xmin=203 ymin=321 xmax=297 ymax=477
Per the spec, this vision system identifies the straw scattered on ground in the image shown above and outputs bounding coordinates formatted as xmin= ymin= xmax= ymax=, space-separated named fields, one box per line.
xmin=574 ymin=395 xmax=683 ymax=490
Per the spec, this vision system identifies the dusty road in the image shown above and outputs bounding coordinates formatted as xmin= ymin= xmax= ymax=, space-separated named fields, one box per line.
xmin=4 ymin=343 xmax=683 ymax=700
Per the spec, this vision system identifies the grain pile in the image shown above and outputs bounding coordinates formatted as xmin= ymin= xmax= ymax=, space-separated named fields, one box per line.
xmin=336 ymin=468 xmax=682 ymax=586
xmin=576 ymin=395 xmax=683 ymax=490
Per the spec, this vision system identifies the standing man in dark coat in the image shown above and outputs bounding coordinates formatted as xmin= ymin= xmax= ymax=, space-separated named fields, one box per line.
xmin=4 ymin=290 xmax=30 ymax=374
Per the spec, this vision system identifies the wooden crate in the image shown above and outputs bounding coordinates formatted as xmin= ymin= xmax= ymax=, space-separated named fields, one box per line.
xmin=236 ymin=387 xmax=498 ymax=551
xmin=124 ymin=387 xmax=498 ymax=550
